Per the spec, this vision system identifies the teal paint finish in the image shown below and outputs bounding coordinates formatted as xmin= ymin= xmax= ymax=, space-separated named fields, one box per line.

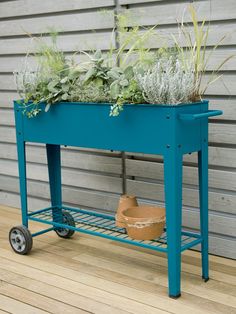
xmin=164 ymin=150 xmax=183 ymax=297
xmin=29 ymin=206 xmax=203 ymax=253
xmin=17 ymin=100 xmax=210 ymax=154
xmin=13 ymin=100 xmax=222 ymax=298
xmin=46 ymin=144 xmax=63 ymax=225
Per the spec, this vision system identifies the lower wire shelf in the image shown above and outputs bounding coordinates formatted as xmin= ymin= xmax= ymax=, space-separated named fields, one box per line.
xmin=28 ymin=206 xmax=203 ymax=253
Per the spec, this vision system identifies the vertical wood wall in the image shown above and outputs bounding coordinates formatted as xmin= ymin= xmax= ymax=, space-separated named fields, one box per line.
xmin=0 ymin=0 xmax=235 ymax=259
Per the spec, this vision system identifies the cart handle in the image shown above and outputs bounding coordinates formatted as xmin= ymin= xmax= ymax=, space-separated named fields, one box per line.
xmin=179 ymin=110 xmax=223 ymax=121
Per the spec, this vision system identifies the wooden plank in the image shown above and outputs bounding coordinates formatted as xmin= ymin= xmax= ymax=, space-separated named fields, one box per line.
xmin=0 ymin=0 xmax=114 ymax=19
xmin=181 ymin=208 xmax=236 ymax=238
xmin=0 ymin=269 xmax=129 ymax=314
xmin=0 ymin=10 xmax=114 ymax=37
xmin=209 ymin=123 xmax=236 ymax=144
xmin=0 ymin=190 xmax=51 ymax=211
xmin=124 ymin=0 xmax=236 ymax=26
xmin=0 ymin=142 xmax=121 ymax=174
xmin=0 ymin=261 xmax=166 ymax=314
xmin=126 ymin=159 xmax=236 ymax=192
xmin=0 ymin=31 xmax=114 ymax=55
xmin=0 ymin=250 xmax=223 ymax=314
xmin=184 ymin=147 xmax=236 ymax=168
xmin=0 ymin=282 xmax=87 ymax=314
xmin=0 ymin=91 xmax=18 ymax=107
xmin=127 ymin=179 xmax=236 ymax=215
xmin=120 ymin=0 xmax=163 ymax=4
xmin=53 ymin=228 xmax=236 ymax=274
xmin=205 ymin=49 xmax=236 ymax=71
xmin=0 ymin=294 xmax=48 ymax=314
xmin=0 ymin=253 xmax=168 ymax=314
xmin=126 ymin=146 xmax=236 ymax=169
xmin=0 ymin=174 xmax=119 ymax=211
xmin=0 ymin=159 xmax=122 ymax=193
xmin=0 ymin=141 xmax=234 ymax=169
xmin=0 ymin=52 xmax=93 ymax=72
xmin=0 ymin=163 xmax=236 ymax=214
xmin=73 ymin=251 xmax=236 ymax=302
xmin=0 ymin=126 xmax=16 ymax=143
xmin=0 ymin=108 xmax=14 ymax=125
xmin=132 ymin=23 xmax=236 ymax=48
xmin=0 ymin=75 xmax=15 ymax=91
xmin=202 ymin=74 xmax=236 ymax=96
xmin=0 ymin=22 xmax=235 ymax=57
xmin=1 ymin=162 xmax=236 ymax=216
xmin=1 ymin=134 xmax=236 ymax=168
xmin=75 ymin=250 xmax=236 ymax=297
xmin=208 ymin=98 xmax=236 ymax=121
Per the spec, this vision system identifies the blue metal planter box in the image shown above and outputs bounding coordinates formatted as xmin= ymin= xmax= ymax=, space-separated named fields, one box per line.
xmin=11 ymin=100 xmax=222 ymax=298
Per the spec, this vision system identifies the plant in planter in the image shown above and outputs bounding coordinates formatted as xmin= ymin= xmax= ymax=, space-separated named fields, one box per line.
xmin=14 ymin=6 xmax=233 ymax=117
xmin=136 ymin=50 xmax=197 ymax=105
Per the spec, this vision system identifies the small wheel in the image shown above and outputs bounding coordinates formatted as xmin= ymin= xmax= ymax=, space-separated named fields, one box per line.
xmin=55 ymin=211 xmax=75 ymax=238
xmin=9 ymin=225 xmax=33 ymax=255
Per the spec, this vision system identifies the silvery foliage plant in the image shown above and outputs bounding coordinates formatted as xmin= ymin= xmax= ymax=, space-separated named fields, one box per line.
xmin=136 ymin=55 xmax=197 ymax=105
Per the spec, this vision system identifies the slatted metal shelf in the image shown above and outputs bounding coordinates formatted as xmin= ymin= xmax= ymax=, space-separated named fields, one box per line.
xmin=28 ymin=206 xmax=203 ymax=253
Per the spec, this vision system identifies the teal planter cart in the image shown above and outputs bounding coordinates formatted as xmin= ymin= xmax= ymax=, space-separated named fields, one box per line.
xmin=9 ymin=100 xmax=222 ymax=298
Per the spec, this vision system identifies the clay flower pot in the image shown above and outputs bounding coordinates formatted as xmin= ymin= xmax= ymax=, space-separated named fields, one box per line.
xmin=122 ymin=206 xmax=165 ymax=240
xmin=115 ymin=194 xmax=138 ymax=228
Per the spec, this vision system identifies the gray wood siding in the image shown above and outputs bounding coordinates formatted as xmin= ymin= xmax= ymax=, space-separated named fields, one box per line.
xmin=0 ymin=0 xmax=235 ymax=258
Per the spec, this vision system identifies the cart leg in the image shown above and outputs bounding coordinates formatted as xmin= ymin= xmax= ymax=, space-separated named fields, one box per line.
xmin=198 ymin=147 xmax=209 ymax=281
xmin=46 ymin=144 xmax=63 ymax=223
xmin=17 ymin=140 xmax=28 ymax=227
xmin=164 ymin=151 xmax=183 ymax=298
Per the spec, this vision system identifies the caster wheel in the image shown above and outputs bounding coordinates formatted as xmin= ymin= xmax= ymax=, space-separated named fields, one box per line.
xmin=9 ymin=225 xmax=33 ymax=255
xmin=55 ymin=211 xmax=75 ymax=238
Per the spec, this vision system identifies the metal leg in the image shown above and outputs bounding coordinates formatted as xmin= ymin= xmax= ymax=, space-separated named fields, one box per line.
xmin=164 ymin=151 xmax=183 ymax=298
xmin=46 ymin=144 xmax=63 ymax=223
xmin=16 ymin=140 xmax=28 ymax=227
xmin=198 ymin=147 xmax=209 ymax=281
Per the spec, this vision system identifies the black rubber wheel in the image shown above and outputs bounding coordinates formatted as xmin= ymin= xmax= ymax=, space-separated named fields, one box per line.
xmin=55 ymin=211 xmax=75 ymax=238
xmin=9 ymin=225 xmax=33 ymax=255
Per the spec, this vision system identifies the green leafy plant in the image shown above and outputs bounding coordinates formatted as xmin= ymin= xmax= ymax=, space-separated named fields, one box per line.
xmin=136 ymin=52 xmax=196 ymax=105
xmin=170 ymin=5 xmax=234 ymax=101
xmin=14 ymin=6 xmax=233 ymax=118
xmin=15 ymin=33 xmax=77 ymax=116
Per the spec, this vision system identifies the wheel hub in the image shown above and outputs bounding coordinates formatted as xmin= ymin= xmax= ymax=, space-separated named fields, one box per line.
xmin=10 ymin=230 xmax=26 ymax=252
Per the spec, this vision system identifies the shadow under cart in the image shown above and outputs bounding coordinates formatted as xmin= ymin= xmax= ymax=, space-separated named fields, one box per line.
xmin=10 ymin=100 xmax=222 ymax=298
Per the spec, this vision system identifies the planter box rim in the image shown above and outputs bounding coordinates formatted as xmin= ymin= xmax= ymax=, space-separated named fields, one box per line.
xmin=14 ymin=99 xmax=209 ymax=108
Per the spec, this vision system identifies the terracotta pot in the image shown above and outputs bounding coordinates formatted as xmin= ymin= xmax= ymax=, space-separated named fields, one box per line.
xmin=115 ymin=195 xmax=138 ymax=228
xmin=122 ymin=206 xmax=165 ymax=240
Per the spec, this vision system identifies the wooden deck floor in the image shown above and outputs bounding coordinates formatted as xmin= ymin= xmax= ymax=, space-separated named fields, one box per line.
xmin=0 ymin=205 xmax=235 ymax=314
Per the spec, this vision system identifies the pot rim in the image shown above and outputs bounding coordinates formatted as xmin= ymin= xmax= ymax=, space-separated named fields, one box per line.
xmin=122 ymin=205 xmax=166 ymax=224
